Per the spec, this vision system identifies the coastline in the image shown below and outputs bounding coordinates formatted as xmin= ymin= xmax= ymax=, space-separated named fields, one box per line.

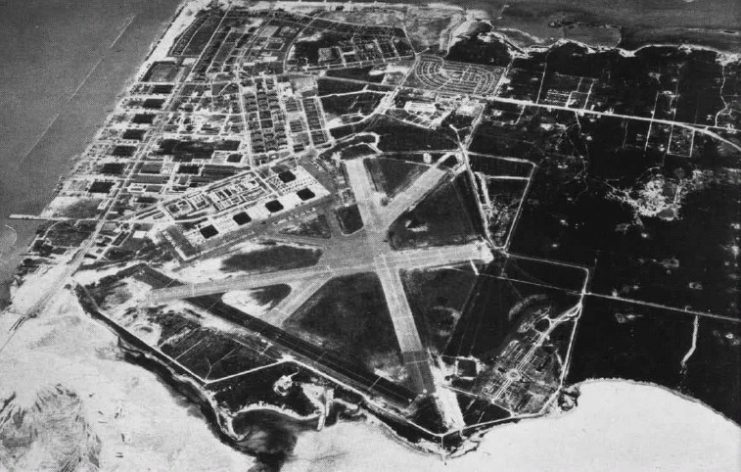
xmin=282 ymin=379 xmax=741 ymax=471
xmin=69 ymin=270 xmax=741 ymax=467
xmin=0 ymin=288 xmax=251 ymax=471
xmin=0 ymin=0 xmax=183 ymax=287
xmin=1 ymin=0 xmax=738 ymax=289
xmin=0 ymin=1 xmax=739 ymax=470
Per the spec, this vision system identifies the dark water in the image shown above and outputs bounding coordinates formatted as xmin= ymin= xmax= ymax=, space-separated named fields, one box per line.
xmin=0 ymin=0 xmax=180 ymax=284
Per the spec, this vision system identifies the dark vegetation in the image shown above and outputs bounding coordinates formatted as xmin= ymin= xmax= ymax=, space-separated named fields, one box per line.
xmin=340 ymin=143 xmax=376 ymax=159
xmin=100 ymin=163 xmax=125 ymax=175
xmin=111 ymin=145 xmax=136 ymax=157
xmin=122 ymin=129 xmax=146 ymax=141
xmin=568 ymin=296 xmax=692 ymax=387
xmin=317 ymin=78 xmax=367 ymax=95
xmin=143 ymin=98 xmax=165 ymax=109
xmin=568 ymin=295 xmax=741 ymax=422
xmin=279 ymin=213 xmax=332 ymax=239
xmin=104 ymin=227 xmax=170 ymax=264
xmin=480 ymin=178 xmax=528 ymax=247
xmin=221 ymin=243 xmax=321 ymax=273
xmin=446 ymin=23 xmax=514 ymax=67
xmin=170 ymin=9 xmax=222 ymax=57
xmin=502 ymin=256 xmax=587 ymax=293
xmin=470 ymin=104 xmax=568 ymax=164
xmin=142 ymin=61 xmax=180 ymax=82
xmin=89 ymin=181 xmax=114 ymax=194
xmin=510 ymin=119 xmax=740 ymax=317
xmin=388 ymin=175 xmax=481 ymax=249
xmin=499 ymin=42 xmax=728 ymax=126
xmin=334 ymin=204 xmax=363 ymax=234
xmin=291 ymin=31 xmax=349 ymax=67
xmin=158 ymin=326 xmax=274 ymax=380
xmin=402 ymin=265 xmax=479 ymax=353
xmin=469 ymin=154 xmax=533 ymax=177
xmin=371 ymin=116 xmax=456 ymax=152
xmin=211 ymin=364 xmax=318 ymax=417
xmin=318 ymin=134 xmax=377 ymax=159
xmin=44 ymin=221 xmax=97 ymax=248
xmin=284 ymin=273 xmax=403 ymax=375
xmin=155 ymin=138 xmax=240 ymax=162
xmin=251 ymin=284 xmax=292 ymax=309
xmin=56 ymin=198 xmax=104 ymax=219
xmin=456 ymin=394 xmax=511 ymax=427
xmin=326 ymin=66 xmax=386 ymax=83
xmin=132 ymin=114 xmax=155 ymax=124
xmin=446 ymin=260 xmax=581 ymax=360
xmin=364 ymin=157 xmax=425 ymax=197
xmin=331 ymin=115 xmax=456 ymax=151
xmin=320 ymin=92 xmax=385 ymax=117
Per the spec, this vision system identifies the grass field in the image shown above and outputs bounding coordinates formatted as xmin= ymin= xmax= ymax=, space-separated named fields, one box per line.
xmin=221 ymin=244 xmax=321 ymax=273
xmin=335 ymin=205 xmax=364 ymax=234
xmin=365 ymin=157 xmax=426 ymax=198
xmin=388 ymin=176 xmax=480 ymax=249
xmin=401 ymin=265 xmax=479 ymax=353
xmin=283 ymin=273 xmax=405 ymax=378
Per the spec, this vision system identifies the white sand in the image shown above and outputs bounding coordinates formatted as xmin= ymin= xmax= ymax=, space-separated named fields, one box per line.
xmin=284 ymin=380 xmax=741 ymax=472
xmin=0 ymin=290 xmax=251 ymax=471
xmin=2 ymin=282 xmax=739 ymax=472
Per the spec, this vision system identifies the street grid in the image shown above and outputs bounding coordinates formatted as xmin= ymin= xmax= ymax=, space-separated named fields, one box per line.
xmin=8 ymin=2 xmax=740 ymax=452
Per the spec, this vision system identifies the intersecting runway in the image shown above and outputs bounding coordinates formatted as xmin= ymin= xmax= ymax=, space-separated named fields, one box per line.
xmin=146 ymin=157 xmax=491 ymax=395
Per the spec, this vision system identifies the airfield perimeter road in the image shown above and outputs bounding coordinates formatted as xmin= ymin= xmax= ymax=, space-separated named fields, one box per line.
xmin=378 ymin=165 xmax=449 ymax=229
xmin=132 ymin=264 xmax=418 ymax=407
xmin=145 ymin=157 xmax=491 ymax=396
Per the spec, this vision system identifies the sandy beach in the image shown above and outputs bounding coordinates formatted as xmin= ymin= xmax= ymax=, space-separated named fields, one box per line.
xmin=0 ymin=0 xmax=181 ymax=288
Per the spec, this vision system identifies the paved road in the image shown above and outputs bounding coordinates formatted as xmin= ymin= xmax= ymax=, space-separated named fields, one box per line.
xmin=145 ymin=241 xmax=487 ymax=304
xmin=260 ymin=274 xmax=333 ymax=327
xmin=144 ymin=266 xmax=330 ymax=304
xmin=385 ymin=242 xmax=489 ymax=270
xmin=144 ymin=155 xmax=491 ymax=397
xmin=344 ymin=160 xmax=440 ymax=394
xmin=378 ymin=166 xmax=449 ymax=229
xmin=344 ymin=158 xmax=385 ymax=232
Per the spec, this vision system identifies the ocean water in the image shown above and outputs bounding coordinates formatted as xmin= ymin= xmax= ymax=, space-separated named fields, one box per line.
xmin=1 ymin=0 xmax=736 ymax=288
xmin=0 ymin=0 xmax=180 ymax=288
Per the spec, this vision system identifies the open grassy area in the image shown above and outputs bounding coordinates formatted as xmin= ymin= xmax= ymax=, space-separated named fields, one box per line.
xmin=279 ymin=213 xmax=331 ymax=239
xmin=159 ymin=327 xmax=273 ymax=381
xmin=320 ymin=92 xmax=385 ymax=117
xmin=401 ymin=265 xmax=479 ymax=354
xmin=334 ymin=204 xmax=363 ymax=234
xmin=251 ymin=284 xmax=291 ymax=309
xmin=445 ymin=263 xmax=581 ymax=361
xmin=283 ymin=273 xmax=404 ymax=376
xmin=221 ymin=243 xmax=321 ymax=273
xmin=388 ymin=175 xmax=481 ymax=249
xmin=365 ymin=157 xmax=426 ymax=198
